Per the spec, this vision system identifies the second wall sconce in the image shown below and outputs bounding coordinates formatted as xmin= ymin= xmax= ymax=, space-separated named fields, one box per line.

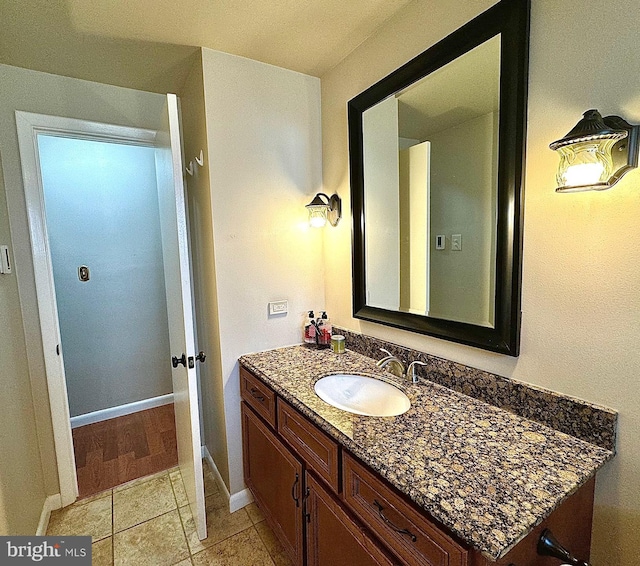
xmin=305 ymin=193 xmax=342 ymax=227
xmin=550 ymin=109 xmax=639 ymax=192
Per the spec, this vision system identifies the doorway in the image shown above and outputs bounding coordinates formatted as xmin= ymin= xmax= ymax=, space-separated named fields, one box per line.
xmin=36 ymin=134 xmax=177 ymax=496
xmin=16 ymin=100 xmax=207 ymax=538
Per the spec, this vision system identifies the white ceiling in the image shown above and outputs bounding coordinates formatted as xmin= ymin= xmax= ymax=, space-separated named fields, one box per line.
xmin=0 ymin=0 xmax=415 ymax=93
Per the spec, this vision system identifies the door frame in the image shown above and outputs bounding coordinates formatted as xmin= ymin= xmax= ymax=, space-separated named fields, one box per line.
xmin=16 ymin=111 xmax=158 ymax=506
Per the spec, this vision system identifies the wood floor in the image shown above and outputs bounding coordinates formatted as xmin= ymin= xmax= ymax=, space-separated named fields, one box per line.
xmin=72 ymin=403 xmax=178 ymax=499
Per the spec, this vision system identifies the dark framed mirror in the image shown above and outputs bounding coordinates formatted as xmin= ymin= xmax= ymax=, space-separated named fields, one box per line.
xmin=348 ymin=0 xmax=529 ymax=356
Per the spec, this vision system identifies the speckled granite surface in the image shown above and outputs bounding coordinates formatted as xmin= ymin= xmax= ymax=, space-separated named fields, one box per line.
xmin=239 ymin=345 xmax=614 ymax=561
xmin=335 ymin=327 xmax=618 ymax=451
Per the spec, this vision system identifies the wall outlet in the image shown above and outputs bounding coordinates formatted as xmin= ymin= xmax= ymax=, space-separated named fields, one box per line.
xmin=451 ymin=234 xmax=462 ymax=251
xmin=268 ymin=300 xmax=288 ymax=316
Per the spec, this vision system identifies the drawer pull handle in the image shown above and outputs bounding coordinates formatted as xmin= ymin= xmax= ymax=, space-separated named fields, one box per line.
xmin=291 ymin=473 xmax=300 ymax=507
xmin=373 ymin=499 xmax=417 ymax=542
xmin=250 ymin=388 xmax=265 ymax=402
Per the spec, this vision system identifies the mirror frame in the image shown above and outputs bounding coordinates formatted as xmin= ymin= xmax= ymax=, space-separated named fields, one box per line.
xmin=348 ymin=0 xmax=529 ymax=356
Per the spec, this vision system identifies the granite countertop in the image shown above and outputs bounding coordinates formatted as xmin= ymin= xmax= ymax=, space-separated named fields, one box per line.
xmin=239 ymin=345 xmax=614 ymax=561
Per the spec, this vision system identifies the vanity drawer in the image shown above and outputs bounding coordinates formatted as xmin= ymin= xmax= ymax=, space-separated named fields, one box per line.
xmin=343 ymin=452 xmax=468 ymax=566
xmin=277 ymin=399 xmax=340 ymax=493
xmin=240 ymin=366 xmax=277 ymax=428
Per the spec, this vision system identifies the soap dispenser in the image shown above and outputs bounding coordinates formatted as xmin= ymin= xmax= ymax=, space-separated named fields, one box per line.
xmin=304 ymin=311 xmax=316 ymax=344
xmin=318 ymin=311 xmax=332 ymax=346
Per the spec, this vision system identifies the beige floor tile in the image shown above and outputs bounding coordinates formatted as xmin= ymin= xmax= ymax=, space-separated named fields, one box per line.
xmin=114 ymin=469 xmax=170 ymax=493
xmin=173 ymin=559 xmax=193 ymax=566
xmin=170 ymin=469 xmax=189 ymax=508
xmin=113 ymin=510 xmax=189 ymax=566
xmin=92 ymin=537 xmax=113 ymax=566
xmin=77 ymin=488 xmax=113 ymax=506
xmin=245 ymin=502 xmax=265 ymax=525
xmin=179 ymin=492 xmax=252 ymax=555
xmin=113 ymin=474 xmax=176 ymax=532
xmin=203 ymin=467 xmax=219 ymax=497
xmin=47 ymin=492 xmax=112 ymax=541
xmin=254 ymin=521 xmax=293 ymax=566
xmin=191 ymin=527 xmax=274 ymax=566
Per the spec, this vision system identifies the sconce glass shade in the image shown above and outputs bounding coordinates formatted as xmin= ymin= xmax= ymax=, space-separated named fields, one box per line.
xmin=554 ymin=138 xmax=618 ymax=192
xmin=550 ymin=109 xmax=638 ymax=192
xmin=305 ymin=193 xmax=342 ymax=227
xmin=307 ymin=203 xmax=328 ymax=227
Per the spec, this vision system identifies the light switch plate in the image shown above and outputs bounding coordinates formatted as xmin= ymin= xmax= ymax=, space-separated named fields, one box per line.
xmin=435 ymin=235 xmax=445 ymax=250
xmin=268 ymin=300 xmax=288 ymax=316
xmin=0 ymin=245 xmax=11 ymax=274
xmin=452 ymin=234 xmax=462 ymax=251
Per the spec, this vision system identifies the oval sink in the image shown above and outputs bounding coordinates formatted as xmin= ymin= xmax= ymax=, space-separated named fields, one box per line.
xmin=314 ymin=374 xmax=410 ymax=417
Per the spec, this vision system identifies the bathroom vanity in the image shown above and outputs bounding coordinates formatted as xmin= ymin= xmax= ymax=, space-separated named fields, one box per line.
xmin=239 ymin=345 xmax=615 ymax=565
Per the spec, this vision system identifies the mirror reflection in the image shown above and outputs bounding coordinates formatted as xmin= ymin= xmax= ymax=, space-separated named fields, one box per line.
xmin=363 ymin=35 xmax=500 ymax=328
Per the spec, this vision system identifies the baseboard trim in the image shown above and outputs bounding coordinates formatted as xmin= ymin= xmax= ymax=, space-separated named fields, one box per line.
xmin=70 ymin=394 xmax=173 ymax=428
xmin=229 ymin=488 xmax=253 ymax=513
xmin=36 ymin=494 xmax=62 ymax=536
xmin=201 ymin=445 xmax=252 ymax=513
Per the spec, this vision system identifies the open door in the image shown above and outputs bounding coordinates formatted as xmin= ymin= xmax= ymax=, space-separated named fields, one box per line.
xmin=155 ymin=93 xmax=207 ymax=540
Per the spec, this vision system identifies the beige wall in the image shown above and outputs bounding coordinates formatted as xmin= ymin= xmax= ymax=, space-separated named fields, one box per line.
xmin=201 ymin=49 xmax=324 ymax=495
xmin=0 ymin=150 xmax=46 ymax=535
xmin=428 ymin=112 xmax=496 ymax=326
xmin=179 ymin=51 xmax=231 ymax=488
xmin=321 ymin=0 xmax=640 ymax=563
xmin=0 ymin=63 xmax=166 ymax=531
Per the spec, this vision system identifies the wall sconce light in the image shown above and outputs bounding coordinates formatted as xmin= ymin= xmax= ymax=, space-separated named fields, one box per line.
xmin=305 ymin=193 xmax=342 ymax=227
xmin=550 ymin=109 xmax=639 ymax=192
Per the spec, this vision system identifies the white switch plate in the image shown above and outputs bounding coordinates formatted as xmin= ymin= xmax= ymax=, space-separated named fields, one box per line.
xmin=451 ymin=234 xmax=462 ymax=251
xmin=268 ymin=300 xmax=288 ymax=316
xmin=435 ymin=235 xmax=445 ymax=250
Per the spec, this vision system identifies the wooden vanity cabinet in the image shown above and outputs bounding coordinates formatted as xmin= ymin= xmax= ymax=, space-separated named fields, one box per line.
xmin=240 ymin=364 xmax=595 ymax=566
xmin=240 ymin=366 xmax=277 ymax=426
xmin=241 ymin=402 xmax=304 ymax=565
xmin=305 ymin=472 xmax=399 ymax=566
xmin=343 ymin=452 xmax=468 ymax=566
xmin=278 ymin=399 xmax=340 ymax=492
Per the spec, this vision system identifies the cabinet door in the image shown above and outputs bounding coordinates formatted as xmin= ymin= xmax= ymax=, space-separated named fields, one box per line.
xmin=242 ymin=402 xmax=304 ymax=566
xmin=306 ymin=472 xmax=398 ymax=566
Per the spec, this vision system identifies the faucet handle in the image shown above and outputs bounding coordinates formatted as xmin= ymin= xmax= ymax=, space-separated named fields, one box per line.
xmin=379 ymin=348 xmax=393 ymax=357
xmin=407 ymin=361 xmax=427 ymax=384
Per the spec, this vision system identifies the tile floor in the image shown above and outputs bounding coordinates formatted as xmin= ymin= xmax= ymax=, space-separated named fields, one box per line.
xmin=46 ymin=461 xmax=292 ymax=565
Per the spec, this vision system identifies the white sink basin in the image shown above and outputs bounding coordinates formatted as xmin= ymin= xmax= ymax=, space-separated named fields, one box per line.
xmin=314 ymin=374 xmax=410 ymax=417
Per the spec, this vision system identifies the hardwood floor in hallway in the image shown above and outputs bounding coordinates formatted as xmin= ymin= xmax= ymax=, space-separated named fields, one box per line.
xmin=72 ymin=403 xmax=178 ymax=498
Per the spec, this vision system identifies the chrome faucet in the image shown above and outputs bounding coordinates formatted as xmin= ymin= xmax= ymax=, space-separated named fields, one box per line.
xmin=376 ymin=349 xmax=427 ymax=384
xmin=376 ymin=349 xmax=405 ymax=378
xmin=406 ymin=360 xmax=427 ymax=384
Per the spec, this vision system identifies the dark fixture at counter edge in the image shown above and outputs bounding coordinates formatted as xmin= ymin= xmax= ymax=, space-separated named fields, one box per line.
xmin=538 ymin=528 xmax=590 ymax=566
